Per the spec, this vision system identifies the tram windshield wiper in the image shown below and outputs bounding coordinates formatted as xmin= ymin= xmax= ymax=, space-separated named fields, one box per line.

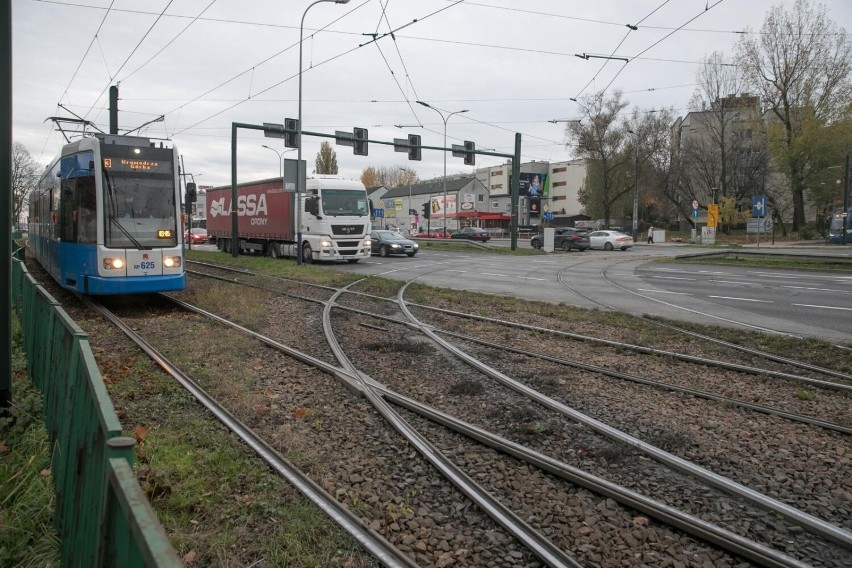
xmin=108 ymin=216 xmax=150 ymax=250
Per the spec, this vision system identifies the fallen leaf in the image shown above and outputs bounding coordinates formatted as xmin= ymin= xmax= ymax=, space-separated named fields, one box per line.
xmin=182 ymin=549 xmax=197 ymax=564
xmin=133 ymin=424 xmax=150 ymax=443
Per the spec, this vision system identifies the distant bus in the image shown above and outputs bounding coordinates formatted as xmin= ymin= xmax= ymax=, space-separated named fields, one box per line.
xmin=827 ymin=207 xmax=851 ymax=244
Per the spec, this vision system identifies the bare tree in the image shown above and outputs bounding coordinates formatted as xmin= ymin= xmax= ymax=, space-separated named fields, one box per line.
xmin=12 ymin=142 xmax=42 ymax=229
xmin=737 ymin=0 xmax=852 ymax=230
xmin=314 ymin=141 xmax=338 ymax=174
xmin=627 ymin=107 xmax=678 ymax=226
xmin=687 ymin=52 xmax=744 ymax=199
xmin=566 ymin=90 xmax=631 ymax=227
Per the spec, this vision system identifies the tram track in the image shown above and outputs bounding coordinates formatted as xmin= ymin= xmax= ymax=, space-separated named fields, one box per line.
xmin=22 ymin=251 xmax=851 ymax=566
xmin=101 ymin=285 xmax=821 ymax=567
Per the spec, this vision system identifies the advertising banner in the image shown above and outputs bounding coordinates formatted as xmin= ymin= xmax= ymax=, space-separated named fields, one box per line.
xmin=513 ymin=172 xmax=550 ymax=198
xmin=430 ymin=196 xmax=457 ymax=216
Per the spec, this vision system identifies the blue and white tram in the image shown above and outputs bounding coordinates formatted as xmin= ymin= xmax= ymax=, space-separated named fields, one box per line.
xmin=29 ymin=134 xmax=186 ymax=295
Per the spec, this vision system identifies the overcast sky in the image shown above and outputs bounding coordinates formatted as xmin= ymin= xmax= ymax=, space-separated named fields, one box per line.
xmin=12 ymin=0 xmax=852 ymax=188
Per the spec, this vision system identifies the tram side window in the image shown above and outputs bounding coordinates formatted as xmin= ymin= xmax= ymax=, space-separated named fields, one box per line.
xmin=77 ymin=178 xmax=97 ymax=243
xmin=59 ymin=152 xmax=95 ymax=242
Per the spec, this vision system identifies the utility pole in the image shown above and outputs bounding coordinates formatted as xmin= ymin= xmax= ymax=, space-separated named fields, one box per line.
xmin=843 ymin=154 xmax=850 ymax=246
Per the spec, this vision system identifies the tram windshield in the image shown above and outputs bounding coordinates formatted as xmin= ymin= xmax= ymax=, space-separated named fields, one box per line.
xmin=101 ymin=145 xmax=178 ymax=248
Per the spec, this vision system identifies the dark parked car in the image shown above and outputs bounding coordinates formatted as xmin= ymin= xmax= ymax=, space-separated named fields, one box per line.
xmin=530 ymin=228 xmax=590 ymax=251
xmin=370 ymin=230 xmax=419 ymax=257
xmin=450 ymin=227 xmax=490 ymax=242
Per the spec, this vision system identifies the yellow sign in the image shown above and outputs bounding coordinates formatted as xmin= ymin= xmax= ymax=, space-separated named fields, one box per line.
xmin=707 ymin=204 xmax=719 ymax=228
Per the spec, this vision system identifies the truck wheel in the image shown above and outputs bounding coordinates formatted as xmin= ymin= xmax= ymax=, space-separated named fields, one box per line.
xmin=223 ymin=240 xmax=231 ymax=254
xmin=302 ymin=243 xmax=313 ymax=264
xmin=270 ymin=243 xmax=280 ymax=259
xmin=379 ymin=245 xmax=389 ymax=257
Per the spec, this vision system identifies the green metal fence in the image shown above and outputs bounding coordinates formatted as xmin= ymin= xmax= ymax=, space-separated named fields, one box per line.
xmin=11 ymin=247 xmax=181 ymax=567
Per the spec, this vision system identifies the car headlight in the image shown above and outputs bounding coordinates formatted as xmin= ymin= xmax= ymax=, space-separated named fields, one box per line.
xmin=103 ymin=258 xmax=125 ymax=270
xmin=391 ymin=244 xmax=401 ymax=249
xmin=413 ymin=243 xmax=419 ymax=249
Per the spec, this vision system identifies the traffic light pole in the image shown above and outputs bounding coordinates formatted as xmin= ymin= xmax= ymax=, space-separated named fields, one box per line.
xmin=235 ymin=121 xmax=522 ymax=250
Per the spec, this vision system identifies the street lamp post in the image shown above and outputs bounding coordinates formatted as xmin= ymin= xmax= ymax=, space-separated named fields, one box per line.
xmin=400 ymin=167 xmax=413 ymax=232
xmin=298 ymin=0 xmax=350 ymax=265
xmin=416 ymin=101 xmax=468 ymax=238
xmin=262 ymin=145 xmax=284 ymax=177
xmin=627 ymin=129 xmax=639 ymax=242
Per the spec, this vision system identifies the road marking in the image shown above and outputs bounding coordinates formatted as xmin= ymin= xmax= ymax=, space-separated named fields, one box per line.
xmin=481 ymin=272 xmax=548 ymax=281
xmin=793 ymin=304 xmax=852 ymax=311
xmin=708 ymin=280 xmax=755 ymax=286
xmin=637 ymin=289 xmax=693 ymax=296
xmin=782 ymin=285 xmax=852 ymax=293
xmin=708 ymin=296 xmax=773 ymax=303
xmin=650 ymin=276 xmax=695 ymax=281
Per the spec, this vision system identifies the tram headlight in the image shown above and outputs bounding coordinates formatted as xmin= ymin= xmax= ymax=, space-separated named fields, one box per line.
xmin=163 ymin=256 xmax=181 ymax=268
xmin=103 ymin=258 xmax=125 ymax=270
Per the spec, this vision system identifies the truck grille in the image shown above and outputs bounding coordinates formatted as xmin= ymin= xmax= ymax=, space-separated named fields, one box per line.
xmin=332 ymin=224 xmax=365 ymax=236
xmin=336 ymin=241 xmax=360 ymax=248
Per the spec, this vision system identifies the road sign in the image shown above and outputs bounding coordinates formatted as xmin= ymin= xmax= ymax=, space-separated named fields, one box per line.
xmin=692 ymin=209 xmax=699 ymax=219
xmin=543 ymin=204 xmax=549 ymax=213
xmin=373 ymin=208 xmax=384 ymax=218
xmin=543 ymin=212 xmax=555 ymax=221
xmin=752 ymin=195 xmax=766 ymax=218
xmin=692 ymin=200 xmax=699 ymax=210
xmin=707 ymin=204 xmax=719 ymax=228
xmin=747 ymin=218 xmax=773 ymax=233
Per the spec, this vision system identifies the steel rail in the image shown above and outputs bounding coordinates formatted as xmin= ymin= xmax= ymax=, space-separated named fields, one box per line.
xmin=595 ymin=263 xmax=852 ymax=380
xmin=395 ymin=282 xmax=852 ymax=550
xmin=165 ymin=292 xmax=815 ymax=567
xmin=189 ymin=257 xmax=852 ymax=386
xmin=84 ymin=298 xmax=417 ymax=568
xmin=367 ymin=382 xmax=811 ymax=568
xmin=406 ymin=300 xmax=852 ymax=394
xmin=433 ymin=328 xmax=852 ymax=435
xmin=321 ymin=284 xmax=582 ymax=568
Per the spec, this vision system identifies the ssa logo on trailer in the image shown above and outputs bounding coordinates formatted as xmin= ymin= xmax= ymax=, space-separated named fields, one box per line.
xmin=209 ymin=195 xmax=269 ymax=219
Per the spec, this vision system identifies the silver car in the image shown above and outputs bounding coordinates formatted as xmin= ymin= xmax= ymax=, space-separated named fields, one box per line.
xmin=588 ymin=230 xmax=634 ymax=251
xmin=370 ymin=230 xmax=419 ymax=257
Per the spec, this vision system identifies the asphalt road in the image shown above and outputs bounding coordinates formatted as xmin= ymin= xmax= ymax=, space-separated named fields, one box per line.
xmin=321 ymin=241 xmax=852 ymax=345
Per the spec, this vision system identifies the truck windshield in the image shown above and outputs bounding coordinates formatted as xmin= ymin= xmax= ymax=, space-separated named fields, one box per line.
xmin=101 ymin=145 xmax=178 ymax=248
xmin=321 ymin=188 xmax=369 ymax=217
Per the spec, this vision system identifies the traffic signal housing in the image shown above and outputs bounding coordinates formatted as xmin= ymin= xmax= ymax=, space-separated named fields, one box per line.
xmin=186 ymin=183 xmax=197 ymax=203
xmin=284 ymin=118 xmax=299 ymax=148
xmin=408 ymin=134 xmax=421 ymax=161
xmin=422 ymin=202 xmax=431 ymax=219
xmin=354 ymin=127 xmax=368 ymax=156
xmin=463 ymin=140 xmax=476 ymax=166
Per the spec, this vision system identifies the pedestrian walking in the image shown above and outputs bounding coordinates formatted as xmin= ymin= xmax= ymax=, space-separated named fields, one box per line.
xmin=647 ymin=226 xmax=654 ymax=244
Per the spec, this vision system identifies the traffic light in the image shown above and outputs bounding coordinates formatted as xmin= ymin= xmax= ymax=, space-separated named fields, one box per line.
xmin=354 ymin=127 xmax=368 ymax=156
xmin=284 ymin=118 xmax=299 ymax=148
xmin=463 ymin=140 xmax=475 ymax=166
xmin=422 ymin=202 xmax=431 ymax=219
xmin=408 ymin=134 xmax=421 ymax=161
xmin=186 ymin=182 xmax=197 ymax=203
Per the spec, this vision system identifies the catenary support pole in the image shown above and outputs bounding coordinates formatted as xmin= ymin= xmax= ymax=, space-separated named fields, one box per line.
xmin=1 ymin=0 xmax=12 ymax=410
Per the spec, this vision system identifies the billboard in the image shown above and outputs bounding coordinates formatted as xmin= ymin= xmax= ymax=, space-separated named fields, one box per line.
xmin=430 ymin=195 xmax=457 ymax=216
xmin=516 ymin=172 xmax=549 ymax=198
